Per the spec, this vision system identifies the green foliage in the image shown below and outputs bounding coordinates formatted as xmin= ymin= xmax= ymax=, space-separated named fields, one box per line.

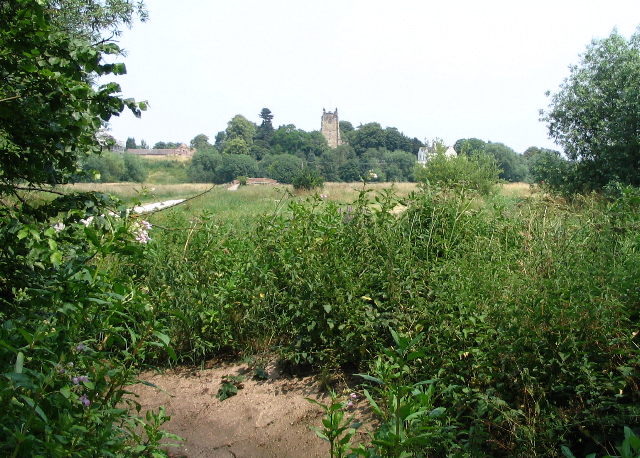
xmin=190 ymin=133 xmax=211 ymax=151
xmin=188 ymin=148 xmax=222 ymax=182
xmin=271 ymin=124 xmax=328 ymax=161
xmin=307 ymin=392 xmax=360 ymax=458
xmin=216 ymin=154 xmax=258 ymax=182
xmin=0 ymin=0 xmax=146 ymax=192
xmin=255 ymin=107 xmax=274 ymax=147
xmin=292 ymin=168 xmax=324 ymax=191
xmin=484 ymin=142 xmax=528 ymax=182
xmin=122 ymin=153 xmax=148 ymax=182
xmin=0 ymin=199 xmax=176 ymax=456
xmin=217 ymin=375 xmax=245 ymax=401
xmin=354 ymin=330 xmax=454 ymax=457
xmin=153 ymin=141 xmax=180 ymax=149
xmin=0 ymin=1 xmax=175 ymax=454
xmin=225 ymin=114 xmax=256 ymax=147
xmin=260 ymin=153 xmax=303 ymax=184
xmin=79 ymin=152 xmax=148 ymax=183
xmin=542 ymin=29 xmax=640 ymax=191
xmin=454 ymin=137 xmax=487 ymax=156
xmin=141 ymin=157 xmax=188 ymax=184
xmin=222 ymin=137 xmax=250 ymax=155
xmin=562 ymin=427 xmax=640 ymax=458
xmin=414 ymin=152 xmax=501 ymax=195
xmin=528 ymin=148 xmax=571 ymax=191
xmin=129 ymin=185 xmax=640 ymax=455
xmin=347 ymin=123 xmax=421 ymax=156
xmin=49 ymin=0 xmax=147 ymax=41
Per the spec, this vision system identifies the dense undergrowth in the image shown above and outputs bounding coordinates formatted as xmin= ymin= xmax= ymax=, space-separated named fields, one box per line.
xmin=120 ymin=184 xmax=640 ymax=456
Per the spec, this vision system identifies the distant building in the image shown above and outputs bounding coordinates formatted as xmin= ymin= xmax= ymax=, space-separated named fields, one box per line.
xmin=417 ymin=144 xmax=457 ymax=165
xmin=321 ymin=108 xmax=342 ymax=148
xmin=96 ymin=129 xmax=125 ymax=152
xmin=126 ymin=144 xmax=194 ymax=157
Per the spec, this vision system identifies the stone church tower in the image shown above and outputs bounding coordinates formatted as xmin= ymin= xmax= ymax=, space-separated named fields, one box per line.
xmin=321 ymin=108 xmax=342 ymax=148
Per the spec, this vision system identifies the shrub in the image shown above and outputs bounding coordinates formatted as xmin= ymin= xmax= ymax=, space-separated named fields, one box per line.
xmin=259 ymin=153 xmax=303 ymax=184
xmin=292 ymin=168 xmax=324 ymax=191
xmin=122 ymin=153 xmax=148 ymax=182
xmin=215 ymin=154 xmax=258 ymax=183
xmin=414 ymin=152 xmax=501 ymax=195
xmin=0 ymin=196 xmax=175 ymax=456
xmin=529 ymin=149 xmax=572 ymax=192
xmin=188 ymin=148 xmax=221 ymax=183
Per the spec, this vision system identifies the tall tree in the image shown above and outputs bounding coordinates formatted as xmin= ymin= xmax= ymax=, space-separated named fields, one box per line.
xmin=0 ymin=0 xmax=146 ymax=192
xmin=542 ymin=29 xmax=640 ymax=190
xmin=258 ymin=107 xmax=274 ymax=126
xmin=254 ymin=108 xmax=275 ymax=159
xmin=225 ymin=114 xmax=256 ymax=147
xmin=49 ymin=0 xmax=147 ymax=41
xmin=190 ymin=134 xmax=211 ymax=150
xmin=125 ymin=137 xmax=137 ymax=149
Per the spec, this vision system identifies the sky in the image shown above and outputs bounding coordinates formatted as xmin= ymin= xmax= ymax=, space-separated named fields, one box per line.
xmin=104 ymin=0 xmax=640 ymax=153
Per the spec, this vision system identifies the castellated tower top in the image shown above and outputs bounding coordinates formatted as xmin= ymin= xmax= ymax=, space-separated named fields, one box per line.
xmin=321 ymin=108 xmax=342 ymax=148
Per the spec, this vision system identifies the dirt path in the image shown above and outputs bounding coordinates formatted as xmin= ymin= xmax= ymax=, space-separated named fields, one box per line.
xmin=131 ymin=361 xmax=369 ymax=457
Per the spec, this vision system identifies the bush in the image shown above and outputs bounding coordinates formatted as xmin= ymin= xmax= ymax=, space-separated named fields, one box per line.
xmin=80 ymin=152 xmax=125 ymax=182
xmin=77 ymin=152 xmax=149 ymax=183
xmin=528 ymin=149 xmax=572 ymax=192
xmin=414 ymin=152 xmax=500 ymax=195
xmin=259 ymin=153 xmax=303 ymax=184
xmin=122 ymin=153 xmax=148 ymax=182
xmin=188 ymin=148 xmax=221 ymax=183
xmin=215 ymin=154 xmax=258 ymax=183
xmin=0 ymin=196 xmax=175 ymax=456
xmin=292 ymin=168 xmax=324 ymax=191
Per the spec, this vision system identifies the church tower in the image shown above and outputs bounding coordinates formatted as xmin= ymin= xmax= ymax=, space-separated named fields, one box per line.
xmin=321 ymin=108 xmax=342 ymax=148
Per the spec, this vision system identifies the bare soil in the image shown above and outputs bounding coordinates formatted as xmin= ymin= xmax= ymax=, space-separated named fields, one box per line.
xmin=130 ymin=361 xmax=370 ymax=457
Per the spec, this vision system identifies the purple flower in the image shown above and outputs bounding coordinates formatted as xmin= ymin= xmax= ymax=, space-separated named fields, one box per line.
xmin=79 ymin=394 xmax=90 ymax=407
xmin=350 ymin=392 xmax=358 ymax=400
xmin=76 ymin=343 xmax=87 ymax=352
xmin=346 ymin=400 xmax=354 ymax=409
xmin=73 ymin=375 xmax=89 ymax=385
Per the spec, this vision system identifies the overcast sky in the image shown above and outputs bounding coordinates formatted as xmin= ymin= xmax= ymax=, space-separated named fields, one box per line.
xmin=104 ymin=0 xmax=640 ymax=153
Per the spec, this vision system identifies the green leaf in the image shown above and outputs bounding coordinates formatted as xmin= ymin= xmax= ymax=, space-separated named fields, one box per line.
xmin=60 ymin=386 xmax=71 ymax=399
xmin=14 ymin=351 xmax=24 ymax=374
xmin=560 ymin=445 xmax=577 ymax=458
xmin=153 ymin=331 xmax=171 ymax=347
xmin=50 ymin=251 xmax=62 ymax=266
xmin=323 ymin=304 xmax=332 ymax=313
xmin=355 ymin=373 xmax=383 ymax=385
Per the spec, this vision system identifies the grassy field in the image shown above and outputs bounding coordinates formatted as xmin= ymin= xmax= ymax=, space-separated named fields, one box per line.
xmin=62 ymin=181 xmax=529 ymax=204
xmin=60 ymin=181 xmax=530 ymax=224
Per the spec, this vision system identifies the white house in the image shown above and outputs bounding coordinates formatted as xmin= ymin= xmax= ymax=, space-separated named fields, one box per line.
xmin=417 ymin=145 xmax=457 ymax=165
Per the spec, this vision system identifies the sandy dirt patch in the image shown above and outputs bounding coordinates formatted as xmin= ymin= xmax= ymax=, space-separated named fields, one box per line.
xmin=130 ymin=361 xmax=370 ymax=457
